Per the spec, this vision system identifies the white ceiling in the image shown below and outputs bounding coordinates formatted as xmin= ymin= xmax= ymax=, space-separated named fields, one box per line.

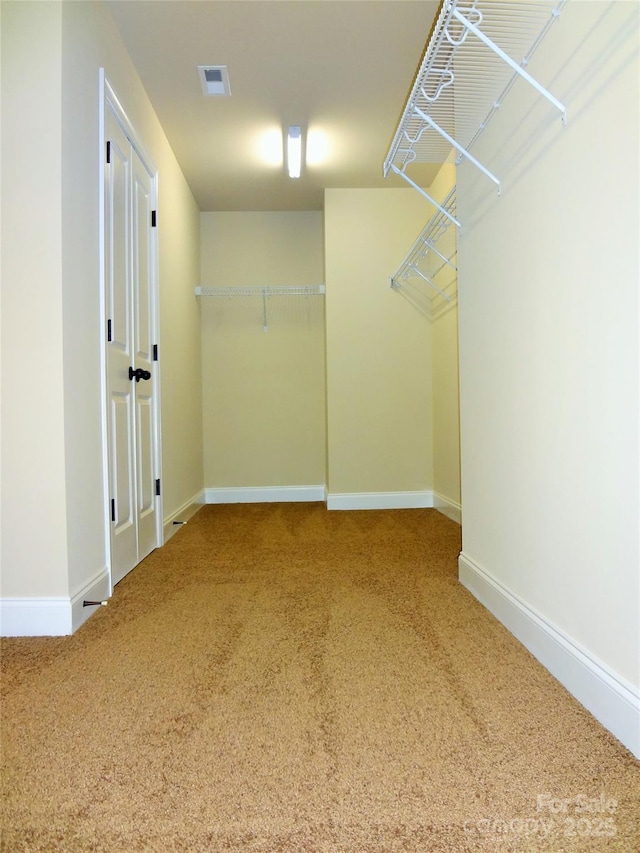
xmin=107 ymin=0 xmax=442 ymax=211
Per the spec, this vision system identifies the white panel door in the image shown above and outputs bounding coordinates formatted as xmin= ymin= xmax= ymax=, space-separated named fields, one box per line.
xmin=131 ymin=147 xmax=158 ymax=562
xmin=105 ymin=103 xmax=160 ymax=587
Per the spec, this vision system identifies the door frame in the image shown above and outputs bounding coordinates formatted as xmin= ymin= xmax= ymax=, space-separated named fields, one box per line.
xmin=99 ymin=69 xmax=163 ymax=593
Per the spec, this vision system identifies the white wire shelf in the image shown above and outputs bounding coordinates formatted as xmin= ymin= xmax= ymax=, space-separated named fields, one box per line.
xmin=384 ymin=0 xmax=566 ymax=213
xmin=195 ymin=285 xmax=325 ymax=297
xmin=195 ymin=285 xmax=325 ymax=332
xmin=391 ymin=186 xmax=458 ymax=319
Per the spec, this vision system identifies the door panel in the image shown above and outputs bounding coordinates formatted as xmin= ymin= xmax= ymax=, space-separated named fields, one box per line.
xmin=136 ymin=394 xmax=156 ymax=568
xmin=110 ymin=393 xmax=136 ymax=577
xmin=133 ymin=169 xmax=152 ymax=362
xmin=131 ymin=147 xmax=158 ymax=562
xmin=108 ymin=131 xmax=130 ymax=355
xmin=136 ymin=398 xmax=153 ymax=511
xmin=111 ymin=394 xmax=134 ymax=524
xmin=106 ymin=111 xmax=137 ymax=584
xmin=105 ymin=102 xmax=160 ymax=587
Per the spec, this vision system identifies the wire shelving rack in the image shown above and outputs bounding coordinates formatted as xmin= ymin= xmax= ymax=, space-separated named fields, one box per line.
xmin=391 ymin=187 xmax=457 ymax=319
xmin=195 ymin=286 xmax=325 ymax=298
xmin=195 ymin=285 xmax=325 ymax=332
xmin=384 ymin=0 xmax=567 ymax=221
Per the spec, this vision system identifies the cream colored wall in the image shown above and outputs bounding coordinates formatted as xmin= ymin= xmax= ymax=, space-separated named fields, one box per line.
xmin=324 ymin=189 xmax=433 ymax=496
xmin=157 ymin=190 xmax=203 ymax=518
xmin=200 ymin=212 xmax=325 ymax=488
xmin=1 ymin=1 xmax=203 ymax=610
xmin=457 ymin=1 xmax=639 ymax=686
xmin=432 ymin=307 xmax=460 ymax=508
xmin=1 ymin=1 xmax=69 ymax=598
xmin=426 ymin=164 xmax=460 ymax=511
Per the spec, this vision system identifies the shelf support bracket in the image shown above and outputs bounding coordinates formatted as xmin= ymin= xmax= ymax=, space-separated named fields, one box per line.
xmin=413 ymin=107 xmax=501 ymax=193
xmin=451 ymin=7 xmax=567 ymax=125
xmin=422 ymin=240 xmax=457 ymax=271
xmin=262 ymin=289 xmax=268 ymax=332
xmin=408 ymin=266 xmax=452 ymax=302
xmin=389 ymin=164 xmax=461 ymax=229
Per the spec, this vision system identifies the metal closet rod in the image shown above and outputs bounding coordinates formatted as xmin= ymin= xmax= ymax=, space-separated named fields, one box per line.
xmin=195 ymin=285 xmax=325 ymax=297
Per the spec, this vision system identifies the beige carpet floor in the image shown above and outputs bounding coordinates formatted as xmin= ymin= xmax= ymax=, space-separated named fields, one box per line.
xmin=1 ymin=503 xmax=639 ymax=852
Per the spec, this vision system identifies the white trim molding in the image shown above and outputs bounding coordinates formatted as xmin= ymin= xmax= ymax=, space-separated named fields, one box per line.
xmin=1 ymin=597 xmax=71 ymax=637
xmin=326 ymin=490 xmax=434 ymax=511
xmin=205 ymin=485 xmax=326 ymax=505
xmin=163 ymin=489 xmax=206 ymax=543
xmin=459 ymin=551 xmax=640 ymax=759
xmin=433 ymin=491 xmax=462 ymax=524
xmin=1 ymin=567 xmax=110 ymax=637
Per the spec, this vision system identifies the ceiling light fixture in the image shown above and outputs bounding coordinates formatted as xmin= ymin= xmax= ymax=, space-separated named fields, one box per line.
xmin=287 ymin=126 xmax=302 ymax=179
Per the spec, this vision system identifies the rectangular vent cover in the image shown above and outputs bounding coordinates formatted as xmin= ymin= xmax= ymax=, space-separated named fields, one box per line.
xmin=198 ymin=65 xmax=231 ymax=97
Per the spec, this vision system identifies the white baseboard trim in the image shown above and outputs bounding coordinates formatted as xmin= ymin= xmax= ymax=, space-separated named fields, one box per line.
xmin=205 ymin=485 xmax=326 ymax=505
xmin=326 ymin=490 xmax=434 ymax=511
xmin=1 ymin=597 xmax=71 ymax=637
xmin=0 ymin=565 xmax=112 ymax=637
xmin=163 ymin=488 xmax=206 ymax=543
xmin=459 ymin=551 xmax=640 ymax=759
xmin=71 ymin=566 xmax=111 ymax=634
xmin=433 ymin=492 xmax=462 ymax=524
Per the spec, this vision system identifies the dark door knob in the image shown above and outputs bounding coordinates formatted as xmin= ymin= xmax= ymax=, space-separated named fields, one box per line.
xmin=129 ymin=366 xmax=151 ymax=382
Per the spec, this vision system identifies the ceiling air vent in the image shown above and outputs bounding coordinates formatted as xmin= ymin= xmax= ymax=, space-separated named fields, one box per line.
xmin=198 ymin=65 xmax=231 ymax=97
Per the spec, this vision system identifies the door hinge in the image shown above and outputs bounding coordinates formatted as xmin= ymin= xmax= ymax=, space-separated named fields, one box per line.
xmin=106 ymin=140 xmax=111 ymax=164
xmin=107 ymin=319 xmax=112 ymax=342
xmin=151 ymin=210 xmax=157 ymax=228
xmin=111 ymin=498 xmax=115 ymax=522
xmin=153 ymin=344 xmax=158 ymax=362
xmin=155 ymin=479 xmax=161 ymax=496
